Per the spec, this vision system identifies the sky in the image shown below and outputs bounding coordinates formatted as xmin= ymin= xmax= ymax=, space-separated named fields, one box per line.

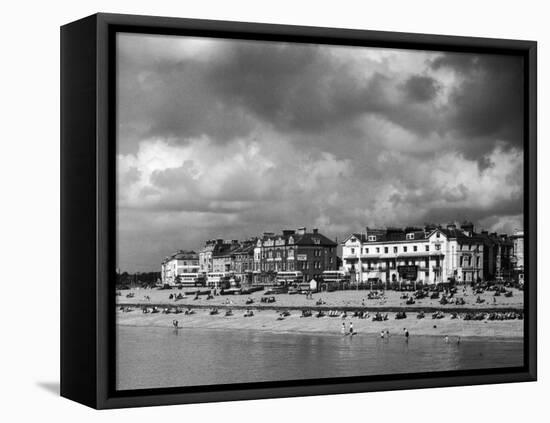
xmin=116 ymin=33 xmax=524 ymax=272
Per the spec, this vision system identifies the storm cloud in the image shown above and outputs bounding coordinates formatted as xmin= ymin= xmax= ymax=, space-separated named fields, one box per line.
xmin=116 ymin=33 xmax=524 ymax=272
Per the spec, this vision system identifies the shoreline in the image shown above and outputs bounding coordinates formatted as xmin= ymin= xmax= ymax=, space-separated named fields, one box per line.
xmin=116 ymin=309 xmax=524 ymax=338
xmin=117 ymin=321 xmax=524 ymax=342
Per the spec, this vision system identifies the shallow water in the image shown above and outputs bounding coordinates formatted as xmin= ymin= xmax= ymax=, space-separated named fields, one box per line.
xmin=116 ymin=325 xmax=523 ymax=390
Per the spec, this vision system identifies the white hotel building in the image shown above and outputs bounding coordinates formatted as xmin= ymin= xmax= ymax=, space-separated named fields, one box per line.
xmin=160 ymin=250 xmax=200 ymax=285
xmin=341 ymin=223 xmax=484 ymax=285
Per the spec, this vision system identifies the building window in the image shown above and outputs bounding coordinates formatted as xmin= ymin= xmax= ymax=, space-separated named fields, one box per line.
xmin=376 ymin=247 xmax=380 ymax=253
xmin=403 ymin=246 xmax=408 ymax=252
xmin=365 ymin=248 xmax=369 ymax=254
xmin=413 ymin=246 xmax=417 ymax=252
xmin=435 ymin=244 xmax=441 ymax=251
xmin=368 ymin=235 xmax=377 ymax=241
xmin=393 ymin=246 xmax=398 ymax=253
xmin=351 ymin=248 xmax=355 ymax=254
xmin=406 ymin=233 xmax=414 ymax=240
xmin=425 ymin=245 xmax=429 ymax=252
xmin=384 ymin=247 xmax=388 ymax=253
xmin=436 ymin=232 xmax=440 ymax=238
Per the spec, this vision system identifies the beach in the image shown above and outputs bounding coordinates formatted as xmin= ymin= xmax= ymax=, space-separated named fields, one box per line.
xmin=116 ymin=286 xmax=523 ymax=338
xmin=116 ymin=286 xmax=524 ymax=389
xmin=117 ymin=286 xmax=523 ymax=310
xmin=116 ymin=305 xmax=524 ymax=338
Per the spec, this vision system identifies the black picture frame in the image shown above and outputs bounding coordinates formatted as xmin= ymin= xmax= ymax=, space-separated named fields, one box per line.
xmin=60 ymin=12 xmax=537 ymax=409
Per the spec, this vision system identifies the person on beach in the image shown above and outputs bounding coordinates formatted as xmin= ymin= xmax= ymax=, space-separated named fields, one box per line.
xmin=404 ymin=328 xmax=409 ymax=342
xmin=349 ymin=322 xmax=354 ymax=336
xmin=445 ymin=335 xmax=449 ymax=343
xmin=341 ymin=322 xmax=346 ymax=336
xmin=457 ymin=336 xmax=461 ymax=345
xmin=380 ymin=330 xmax=385 ymax=339
xmin=172 ymin=320 xmax=179 ymax=329
xmin=385 ymin=330 xmax=390 ymax=338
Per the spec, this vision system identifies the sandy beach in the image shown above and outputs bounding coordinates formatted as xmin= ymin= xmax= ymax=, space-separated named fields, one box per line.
xmin=116 ymin=286 xmax=523 ymax=338
xmin=116 ymin=286 xmax=524 ymax=310
xmin=116 ymin=307 xmax=523 ymax=338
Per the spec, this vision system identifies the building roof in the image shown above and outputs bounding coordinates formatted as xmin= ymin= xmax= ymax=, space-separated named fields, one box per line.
xmin=292 ymin=232 xmax=337 ymax=247
xmin=212 ymin=242 xmax=240 ymax=258
xmin=258 ymin=228 xmax=337 ymax=247
xmin=343 ymin=223 xmax=495 ymax=246
xmin=163 ymin=250 xmax=198 ymax=263
xmin=437 ymin=228 xmax=485 ymax=244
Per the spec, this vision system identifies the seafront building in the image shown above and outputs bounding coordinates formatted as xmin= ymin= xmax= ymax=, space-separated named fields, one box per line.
xmin=341 ymin=223 xmax=485 ymax=285
xmin=478 ymin=231 xmax=514 ymax=281
xmin=211 ymin=240 xmax=256 ymax=285
xmin=252 ymin=227 xmax=338 ymax=285
xmin=511 ymin=229 xmax=525 ymax=284
xmin=160 ymin=250 xmax=200 ymax=285
xmin=162 ymin=223 xmax=525 ymax=288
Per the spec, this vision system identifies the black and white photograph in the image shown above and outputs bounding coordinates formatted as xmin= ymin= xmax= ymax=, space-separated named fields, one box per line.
xmin=114 ymin=31 xmax=527 ymax=392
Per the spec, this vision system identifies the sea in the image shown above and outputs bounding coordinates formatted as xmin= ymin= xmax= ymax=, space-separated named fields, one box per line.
xmin=116 ymin=325 xmax=523 ymax=391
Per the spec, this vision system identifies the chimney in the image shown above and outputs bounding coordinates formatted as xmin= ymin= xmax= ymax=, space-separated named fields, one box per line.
xmin=282 ymin=229 xmax=294 ymax=236
xmin=461 ymin=221 xmax=474 ymax=234
xmin=312 ymin=228 xmax=318 ymax=234
xmin=296 ymin=227 xmax=306 ymax=235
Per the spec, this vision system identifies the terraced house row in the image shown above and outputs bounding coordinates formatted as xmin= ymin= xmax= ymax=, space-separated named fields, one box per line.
xmin=161 ymin=223 xmax=524 ymax=287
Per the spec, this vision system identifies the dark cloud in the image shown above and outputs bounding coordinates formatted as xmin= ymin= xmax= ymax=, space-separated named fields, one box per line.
xmin=431 ymin=53 xmax=524 ymax=158
xmin=118 ymin=39 xmax=447 ymax=152
xmin=401 ymin=75 xmax=440 ymax=102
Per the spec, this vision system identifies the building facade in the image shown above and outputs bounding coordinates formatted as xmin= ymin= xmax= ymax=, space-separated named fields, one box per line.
xmin=253 ymin=227 xmax=338 ymax=285
xmin=160 ymin=250 xmax=200 ymax=285
xmin=197 ymin=239 xmax=256 ymax=286
xmin=511 ymin=229 xmax=525 ymax=284
xmin=199 ymin=239 xmax=239 ymax=274
xmin=341 ymin=223 xmax=485 ymax=285
xmin=479 ymin=231 xmax=514 ymax=281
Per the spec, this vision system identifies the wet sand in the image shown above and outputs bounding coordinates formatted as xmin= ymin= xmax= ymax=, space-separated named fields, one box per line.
xmin=116 ymin=308 xmax=523 ymax=338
